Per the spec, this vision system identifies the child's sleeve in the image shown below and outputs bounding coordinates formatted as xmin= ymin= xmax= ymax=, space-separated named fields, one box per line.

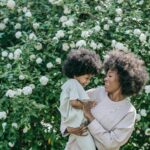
xmin=59 ymin=80 xmax=80 ymax=119
xmin=69 ymin=80 xmax=80 ymax=100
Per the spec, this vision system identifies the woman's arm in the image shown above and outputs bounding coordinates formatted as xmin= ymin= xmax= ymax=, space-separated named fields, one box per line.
xmin=83 ymin=103 xmax=136 ymax=149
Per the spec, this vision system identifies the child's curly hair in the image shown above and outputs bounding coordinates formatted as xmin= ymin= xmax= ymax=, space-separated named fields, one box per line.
xmin=63 ymin=48 xmax=102 ymax=78
xmin=103 ymin=50 xmax=149 ymax=96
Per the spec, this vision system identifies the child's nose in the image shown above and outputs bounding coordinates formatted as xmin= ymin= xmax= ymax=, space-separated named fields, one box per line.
xmin=104 ymin=77 xmax=108 ymax=81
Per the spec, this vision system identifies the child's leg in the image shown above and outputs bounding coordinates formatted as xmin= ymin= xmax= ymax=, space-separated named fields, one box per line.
xmin=75 ymin=131 xmax=96 ymax=150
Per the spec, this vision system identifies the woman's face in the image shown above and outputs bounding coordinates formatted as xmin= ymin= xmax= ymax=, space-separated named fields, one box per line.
xmin=104 ymin=69 xmax=121 ymax=94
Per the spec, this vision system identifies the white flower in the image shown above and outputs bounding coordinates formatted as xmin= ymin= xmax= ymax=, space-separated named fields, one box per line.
xmin=76 ymin=40 xmax=86 ymax=47
xmin=25 ymin=11 xmax=32 ymax=17
xmin=90 ymin=41 xmax=97 ymax=50
xmin=22 ymin=7 xmax=28 ymax=13
xmin=12 ymin=123 xmax=18 ymax=129
xmin=56 ymin=30 xmax=65 ymax=38
xmin=62 ymin=43 xmax=69 ymax=51
xmin=145 ymin=85 xmax=150 ymax=94
xmin=139 ymin=33 xmax=147 ymax=43
xmin=7 ymin=0 xmax=16 ymax=10
xmin=6 ymin=89 xmax=16 ymax=98
xmin=23 ymin=126 xmax=29 ymax=133
xmin=97 ymin=43 xmax=103 ymax=49
xmin=140 ymin=109 xmax=147 ymax=117
xmin=111 ymin=40 xmax=116 ymax=47
xmin=16 ymin=89 xmax=22 ymax=96
xmin=93 ymin=25 xmax=101 ymax=32
xmin=34 ymin=43 xmax=42 ymax=50
xmin=22 ymin=86 xmax=32 ymax=95
xmin=46 ymin=62 xmax=53 ymax=69
xmin=59 ymin=16 xmax=68 ymax=23
xmin=139 ymin=0 xmax=144 ymax=5
xmin=116 ymin=8 xmax=123 ymax=16
xmin=125 ymin=30 xmax=131 ymax=34
xmin=36 ymin=57 xmax=42 ymax=64
xmin=103 ymin=24 xmax=110 ymax=30
xmin=41 ymin=121 xmax=52 ymax=132
xmin=19 ymin=75 xmax=25 ymax=80
xmin=0 ymin=23 xmax=6 ymax=31
xmin=117 ymin=0 xmax=124 ymax=3
xmin=39 ymin=76 xmax=49 ymax=85
xmin=14 ymin=23 xmax=21 ymax=29
xmin=29 ymin=33 xmax=37 ymax=40
xmin=62 ymin=18 xmax=74 ymax=27
xmin=64 ymin=6 xmax=71 ymax=14
xmin=7 ymin=64 xmax=12 ymax=69
xmin=8 ymin=53 xmax=14 ymax=60
xmin=108 ymin=20 xmax=113 ymax=25
xmin=29 ymin=84 xmax=35 ymax=89
xmin=56 ymin=58 xmax=61 ymax=64
xmin=95 ymin=6 xmax=101 ymax=11
xmin=48 ymin=0 xmax=63 ymax=5
xmin=133 ymin=29 xmax=141 ymax=36
xmin=33 ymin=23 xmax=39 ymax=30
xmin=3 ymin=18 xmax=9 ymax=24
xmin=115 ymin=42 xmax=127 ymax=50
xmin=0 ymin=111 xmax=7 ymax=119
xmin=18 ymin=16 xmax=23 ymax=21
xmin=8 ymin=142 xmax=14 ymax=147
xmin=15 ymin=31 xmax=22 ymax=39
xmin=30 ymin=54 xmax=36 ymax=61
xmin=52 ymin=37 xmax=59 ymax=43
xmin=14 ymin=49 xmax=22 ymax=59
xmin=17 ymin=8 xmax=22 ymax=13
xmin=136 ymin=130 xmax=140 ymax=134
xmin=2 ymin=51 xmax=8 ymax=57
xmin=145 ymin=128 xmax=150 ymax=136
xmin=2 ymin=122 xmax=7 ymax=131
xmin=115 ymin=17 xmax=122 ymax=23
xmin=136 ymin=113 xmax=141 ymax=121
xmin=81 ymin=30 xmax=91 ymax=38
xmin=70 ymin=42 xmax=75 ymax=48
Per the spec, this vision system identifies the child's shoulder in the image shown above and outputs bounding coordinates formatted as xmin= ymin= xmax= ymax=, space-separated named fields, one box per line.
xmin=61 ymin=79 xmax=80 ymax=89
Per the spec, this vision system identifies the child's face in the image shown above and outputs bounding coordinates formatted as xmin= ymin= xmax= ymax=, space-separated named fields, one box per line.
xmin=74 ymin=74 xmax=93 ymax=87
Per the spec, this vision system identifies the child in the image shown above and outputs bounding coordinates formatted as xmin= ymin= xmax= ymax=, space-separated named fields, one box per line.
xmin=59 ymin=48 xmax=102 ymax=150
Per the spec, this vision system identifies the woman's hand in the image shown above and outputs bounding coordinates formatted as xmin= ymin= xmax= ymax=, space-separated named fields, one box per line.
xmin=67 ymin=124 xmax=88 ymax=136
xmin=83 ymin=102 xmax=95 ymax=122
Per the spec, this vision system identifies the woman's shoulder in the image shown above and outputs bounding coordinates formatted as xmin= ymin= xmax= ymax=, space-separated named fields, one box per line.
xmin=87 ymin=86 xmax=105 ymax=93
xmin=127 ymin=100 xmax=136 ymax=114
xmin=86 ymin=86 xmax=105 ymax=100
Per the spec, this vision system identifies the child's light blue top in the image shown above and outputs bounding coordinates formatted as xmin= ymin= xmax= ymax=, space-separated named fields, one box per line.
xmin=59 ymin=79 xmax=89 ymax=128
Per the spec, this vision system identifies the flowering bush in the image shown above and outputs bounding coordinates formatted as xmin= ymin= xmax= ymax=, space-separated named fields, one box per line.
xmin=0 ymin=0 xmax=150 ymax=149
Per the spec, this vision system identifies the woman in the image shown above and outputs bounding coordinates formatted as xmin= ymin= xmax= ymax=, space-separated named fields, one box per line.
xmin=62 ymin=50 xmax=148 ymax=150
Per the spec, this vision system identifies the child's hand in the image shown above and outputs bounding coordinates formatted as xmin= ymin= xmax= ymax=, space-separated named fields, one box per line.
xmin=83 ymin=100 xmax=97 ymax=109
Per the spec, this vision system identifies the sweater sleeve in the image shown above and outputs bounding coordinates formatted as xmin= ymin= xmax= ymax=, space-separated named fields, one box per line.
xmin=88 ymin=111 xmax=136 ymax=150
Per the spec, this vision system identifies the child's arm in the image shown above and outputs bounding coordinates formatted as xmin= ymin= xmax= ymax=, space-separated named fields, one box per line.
xmin=70 ymin=100 xmax=97 ymax=109
xmin=70 ymin=100 xmax=84 ymax=109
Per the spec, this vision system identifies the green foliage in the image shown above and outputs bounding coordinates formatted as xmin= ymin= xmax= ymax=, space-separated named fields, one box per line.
xmin=0 ymin=0 xmax=149 ymax=149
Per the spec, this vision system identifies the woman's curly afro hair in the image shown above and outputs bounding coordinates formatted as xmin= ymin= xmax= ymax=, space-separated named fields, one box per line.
xmin=103 ymin=50 xmax=149 ymax=96
xmin=62 ymin=48 xmax=102 ymax=78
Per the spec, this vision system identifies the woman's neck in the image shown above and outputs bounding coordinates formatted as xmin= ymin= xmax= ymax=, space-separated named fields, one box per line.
xmin=108 ymin=90 xmax=126 ymax=102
